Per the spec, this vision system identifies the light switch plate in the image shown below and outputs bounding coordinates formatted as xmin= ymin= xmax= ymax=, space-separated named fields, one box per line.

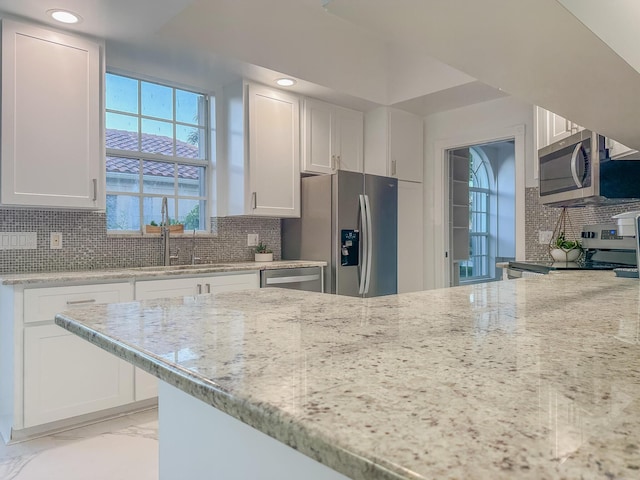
xmin=539 ymin=230 xmax=553 ymax=244
xmin=0 ymin=232 xmax=37 ymax=250
xmin=247 ymin=234 xmax=259 ymax=247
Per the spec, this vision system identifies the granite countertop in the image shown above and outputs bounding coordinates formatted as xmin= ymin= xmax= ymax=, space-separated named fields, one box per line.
xmin=55 ymin=271 xmax=640 ymax=479
xmin=0 ymin=260 xmax=326 ymax=285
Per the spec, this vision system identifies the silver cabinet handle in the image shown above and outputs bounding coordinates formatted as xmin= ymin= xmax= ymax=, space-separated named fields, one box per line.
xmin=92 ymin=179 xmax=97 ymax=201
xmin=66 ymin=299 xmax=96 ymax=305
xmin=197 ymin=284 xmax=202 ymax=294
xmin=363 ymin=194 xmax=373 ymax=295
xmin=391 ymin=160 xmax=397 ymax=176
xmin=358 ymin=194 xmax=368 ymax=295
xmin=570 ymin=142 xmax=584 ymax=187
xmin=251 ymin=192 xmax=257 ymax=209
xmin=331 ymin=155 xmax=336 ymax=170
xmin=206 ymin=283 xmax=211 ymax=293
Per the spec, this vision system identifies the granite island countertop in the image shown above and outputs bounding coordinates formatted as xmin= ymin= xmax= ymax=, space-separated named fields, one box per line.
xmin=0 ymin=260 xmax=326 ymax=285
xmin=55 ymin=271 xmax=640 ymax=479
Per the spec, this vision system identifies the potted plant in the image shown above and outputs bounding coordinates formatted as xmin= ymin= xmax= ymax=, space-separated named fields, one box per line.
xmin=145 ymin=219 xmax=184 ymax=234
xmin=548 ymin=208 xmax=582 ymax=262
xmin=254 ymin=242 xmax=273 ymax=262
xmin=550 ymin=232 xmax=582 ymax=262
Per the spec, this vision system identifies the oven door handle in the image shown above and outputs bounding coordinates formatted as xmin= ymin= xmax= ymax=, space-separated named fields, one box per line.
xmin=570 ymin=142 xmax=584 ymax=187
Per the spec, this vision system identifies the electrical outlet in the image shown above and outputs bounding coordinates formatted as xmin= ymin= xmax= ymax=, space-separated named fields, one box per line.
xmin=50 ymin=232 xmax=63 ymax=249
xmin=247 ymin=234 xmax=259 ymax=247
xmin=538 ymin=230 xmax=553 ymax=244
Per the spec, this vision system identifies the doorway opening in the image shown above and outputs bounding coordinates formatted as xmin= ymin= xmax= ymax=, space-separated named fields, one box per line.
xmin=448 ymin=139 xmax=516 ymax=286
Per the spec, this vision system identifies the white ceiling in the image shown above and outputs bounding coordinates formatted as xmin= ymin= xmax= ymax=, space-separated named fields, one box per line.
xmin=1 ymin=0 xmax=639 ymax=138
xmin=323 ymin=0 xmax=640 ymax=149
xmin=0 ymin=0 xmax=503 ymax=115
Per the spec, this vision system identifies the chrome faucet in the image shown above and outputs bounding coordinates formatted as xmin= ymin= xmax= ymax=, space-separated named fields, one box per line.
xmin=160 ymin=197 xmax=171 ymax=266
xmin=190 ymin=229 xmax=201 ymax=265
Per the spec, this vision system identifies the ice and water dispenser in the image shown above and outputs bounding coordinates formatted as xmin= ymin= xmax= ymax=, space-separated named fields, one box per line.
xmin=341 ymin=230 xmax=359 ymax=266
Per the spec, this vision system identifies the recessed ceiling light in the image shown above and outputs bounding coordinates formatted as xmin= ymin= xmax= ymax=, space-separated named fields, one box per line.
xmin=47 ymin=9 xmax=82 ymax=24
xmin=276 ymin=78 xmax=296 ymax=87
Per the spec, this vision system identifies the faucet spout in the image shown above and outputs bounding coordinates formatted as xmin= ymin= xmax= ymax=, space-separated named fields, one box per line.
xmin=160 ymin=197 xmax=171 ymax=266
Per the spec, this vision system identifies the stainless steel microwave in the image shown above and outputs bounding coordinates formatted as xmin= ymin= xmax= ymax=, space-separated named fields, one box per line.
xmin=538 ymin=129 xmax=640 ymax=207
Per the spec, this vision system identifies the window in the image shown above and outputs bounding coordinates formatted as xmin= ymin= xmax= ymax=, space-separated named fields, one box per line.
xmin=459 ymin=148 xmax=491 ymax=281
xmin=105 ymin=73 xmax=213 ymax=232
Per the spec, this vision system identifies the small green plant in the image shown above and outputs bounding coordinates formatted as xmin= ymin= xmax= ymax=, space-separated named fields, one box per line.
xmin=554 ymin=232 xmax=581 ymax=250
xmin=148 ymin=219 xmax=182 ymax=227
xmin=255 ymin=241 xmax=272 ymax=254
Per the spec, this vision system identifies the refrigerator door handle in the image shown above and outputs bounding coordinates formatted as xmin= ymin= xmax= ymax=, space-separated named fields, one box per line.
xmin=358 ymin=194 xmax=368 ymax=295
xmin=363 ymin=194 xmax=373 ymax=295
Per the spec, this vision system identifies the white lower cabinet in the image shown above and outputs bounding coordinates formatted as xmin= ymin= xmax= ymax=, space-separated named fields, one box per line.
xmin=134 ymin=272 xmax=260 ymax=400
xmin=23 ymin=325 xmax=133 ymax=428
xmin=1 ymin=272 xmax=262 ymax=439
xmin=21 ymin=282 xmax=134 ymax=429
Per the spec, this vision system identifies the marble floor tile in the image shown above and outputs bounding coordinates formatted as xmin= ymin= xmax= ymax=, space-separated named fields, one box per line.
xmin=0 ymin=409 xmax=158 ymax=480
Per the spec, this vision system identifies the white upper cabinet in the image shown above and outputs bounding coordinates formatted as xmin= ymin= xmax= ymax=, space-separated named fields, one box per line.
xmin=1 ymin=20 xmax=103 ymax=209
xmin=608 ymin=139 xmax=638 ymax=159
xmin=536 ymin=106 xmax=637 ymax=158
xmin=536 ymin=106 xmax=584 ymax=150
xmin=221 ymin=81 xmax=300 ymax=217
xmin=364 ymin=107 xmax=423 ymax=182
xmin=301 ymin=98 xmax=363 ymax=174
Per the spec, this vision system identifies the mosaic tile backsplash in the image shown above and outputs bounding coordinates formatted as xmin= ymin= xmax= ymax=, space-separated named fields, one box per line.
xmin=525 ymin=187 xmax=640 ymax=261
xmin=0 ymin=210 xmax=280 ymax=274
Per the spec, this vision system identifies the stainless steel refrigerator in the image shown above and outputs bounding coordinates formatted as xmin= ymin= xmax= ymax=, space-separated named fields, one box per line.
xmin=282 ymin=170 xmax=397 ymax=297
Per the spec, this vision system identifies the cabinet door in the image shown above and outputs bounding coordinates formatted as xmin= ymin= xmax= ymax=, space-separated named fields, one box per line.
xmin=544 ymin=110 xmax=583 ymax=145
xmin=608 ymin=139 xmax=638 ymax=159
xmin=333 ymin=106 xmax=364 ymax=173
xmin=389 ymin=109 xmax=423 ymax=182
xmin=248 ymin=84 xmax=300 ymax=217
xmin=302 ymin=98 xmax=335 ymax=174
xmin=24 ymin=325 xmax=133 ymax=427
xmin=1 ymin=20 xmax=102 ymax=209
xmin=398 ymin=181 xmax=424 ymax=293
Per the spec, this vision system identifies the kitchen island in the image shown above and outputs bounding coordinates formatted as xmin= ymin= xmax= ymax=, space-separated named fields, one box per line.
xmin=55 ymin=271 xmax=640 ymax=479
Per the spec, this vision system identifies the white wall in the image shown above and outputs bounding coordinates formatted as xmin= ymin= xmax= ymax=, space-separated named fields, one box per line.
xmin=423 ymin=96 xmax=536 ymax=290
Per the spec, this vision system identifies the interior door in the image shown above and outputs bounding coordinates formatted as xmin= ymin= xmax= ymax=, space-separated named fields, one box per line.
xmin=449 ymin=148 xmax=470 ymax=286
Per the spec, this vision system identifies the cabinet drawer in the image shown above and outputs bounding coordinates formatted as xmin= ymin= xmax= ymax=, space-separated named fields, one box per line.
xmin=24 ymin=283 xmax=133 ymax=323
xmin=207 ymin=272 xmax=259 ymax=288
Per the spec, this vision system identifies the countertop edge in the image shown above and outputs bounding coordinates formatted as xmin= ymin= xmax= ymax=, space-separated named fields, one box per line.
xmin=1 ymin=260 xmax=327 ymax=286
xmin=54 ymin=310 xmax=414 ymax=480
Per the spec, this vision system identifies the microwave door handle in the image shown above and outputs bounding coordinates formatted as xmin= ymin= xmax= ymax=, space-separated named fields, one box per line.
xmin=358 ymin=194 xmax=368 ymax=295
xmin=570 ymin=143 xmax=584 ymax=187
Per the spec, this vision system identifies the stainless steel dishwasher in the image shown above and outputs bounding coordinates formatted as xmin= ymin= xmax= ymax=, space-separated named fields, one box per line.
xmin=260 ymin=267 xmax=324 ymax=292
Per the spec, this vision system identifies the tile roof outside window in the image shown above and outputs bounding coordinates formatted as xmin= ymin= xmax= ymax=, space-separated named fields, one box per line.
xmin=106 ymin=130 xmax=200 ymax=179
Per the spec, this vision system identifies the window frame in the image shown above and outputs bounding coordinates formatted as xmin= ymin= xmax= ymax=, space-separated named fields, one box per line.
xmin=104 ymin=70 xmax=214 ymax=235
xmin=459 ymin=148 xmax=492 ymax=282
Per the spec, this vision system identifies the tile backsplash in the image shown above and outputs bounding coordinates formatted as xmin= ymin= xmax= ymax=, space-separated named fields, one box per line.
xmin=0 ymin=210 xmax=280 ymax=274
xmin=525 ymin=187 xmax=640 ymax=261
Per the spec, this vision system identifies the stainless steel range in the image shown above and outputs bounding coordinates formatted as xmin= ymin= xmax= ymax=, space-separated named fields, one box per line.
xmin=507 ymin=223 xmax=637 ymax=278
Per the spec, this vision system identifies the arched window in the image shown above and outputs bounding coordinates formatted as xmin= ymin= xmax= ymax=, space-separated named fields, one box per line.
xmin=459 ymin=147 xmax=493 ymax=281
